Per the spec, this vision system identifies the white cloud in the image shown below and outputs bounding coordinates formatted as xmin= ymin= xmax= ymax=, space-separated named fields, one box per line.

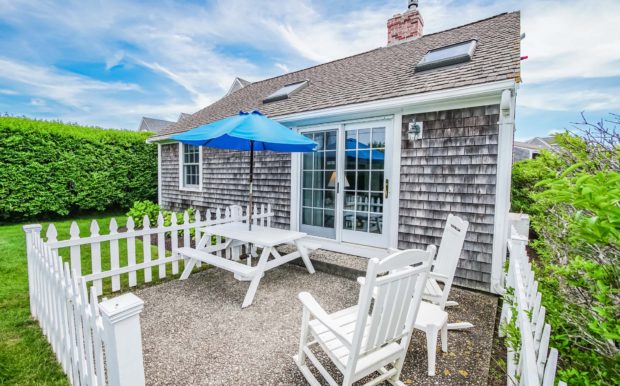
xmin=275 ymin=63 xmax=290 ymax=74
xmin=0 ymin=0 xmax=618 ymax=131
xmin=0 ymin=58 xmax=139 ymax=109
xmin=520 ymin=0 xmax=620 ymax=83
xmin=105 ymin=51 xmax=125 ymax=70
xmin=518 ymin=86 xmax=620 ymax=112
xmin=29 ymin=98 xmax=46 ymax=106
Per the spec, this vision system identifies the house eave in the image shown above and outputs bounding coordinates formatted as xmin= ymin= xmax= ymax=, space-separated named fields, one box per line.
xmin=146 ymin=79 xmax=516 ymax=144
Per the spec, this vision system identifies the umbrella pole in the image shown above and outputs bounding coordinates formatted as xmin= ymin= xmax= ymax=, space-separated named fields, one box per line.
xmin=248 ymin=140 xmax=254 ymax=231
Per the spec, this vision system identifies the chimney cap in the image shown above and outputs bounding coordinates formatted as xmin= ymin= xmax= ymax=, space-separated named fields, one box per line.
xmin=408 ymin=0 xmax=419 ymax=10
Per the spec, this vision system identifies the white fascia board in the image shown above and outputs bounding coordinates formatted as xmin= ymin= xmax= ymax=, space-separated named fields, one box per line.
xmin=276 ymin=79 xmax=516 ymax=126
xmin=146 ymin=79 xmax=516 ymax=143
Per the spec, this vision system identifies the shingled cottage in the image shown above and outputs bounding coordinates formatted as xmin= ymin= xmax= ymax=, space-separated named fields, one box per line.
xmin=147 ymin=2 xmax=521 ymax=292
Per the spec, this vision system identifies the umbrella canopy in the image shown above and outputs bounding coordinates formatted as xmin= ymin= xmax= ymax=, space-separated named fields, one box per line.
xmin=170 ymin=110 xmax=317 ymax=152
xmin=171 ymin=110 xmax=317 ymax=230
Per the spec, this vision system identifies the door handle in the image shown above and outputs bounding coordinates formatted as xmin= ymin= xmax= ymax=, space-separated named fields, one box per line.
xmin=336 ymin=182 xmax=340 ymax=194
xmin=384 ymin=179 xmax=389 ymax=199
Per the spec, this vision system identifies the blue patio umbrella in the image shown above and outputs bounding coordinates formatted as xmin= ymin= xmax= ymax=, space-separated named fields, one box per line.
xmin=171 ymin=110 xmax=317 ymax=229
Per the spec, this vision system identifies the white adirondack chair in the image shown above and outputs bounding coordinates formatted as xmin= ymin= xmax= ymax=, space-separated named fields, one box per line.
xmin=422 ymin=214 xmax=470 ymax=326
xmin=414 ymin=214 xmax=470 ymax=376
xmin=294 ymin=245 xmax=436 ymax=386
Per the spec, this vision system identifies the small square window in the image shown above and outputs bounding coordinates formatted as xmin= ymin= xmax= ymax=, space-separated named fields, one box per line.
xmin=416 ymin=40 xmax=477 ymax=71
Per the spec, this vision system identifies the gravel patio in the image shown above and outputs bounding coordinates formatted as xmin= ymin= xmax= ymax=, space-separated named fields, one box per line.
xmin=134 ymin=252 xmax=498 ymax=385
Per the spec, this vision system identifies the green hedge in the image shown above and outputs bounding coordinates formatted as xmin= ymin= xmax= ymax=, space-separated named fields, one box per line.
xmin=0 ymin=117 xmax=157 ymax=221
xmin=510 ymin=129 xmax=620 ymax=384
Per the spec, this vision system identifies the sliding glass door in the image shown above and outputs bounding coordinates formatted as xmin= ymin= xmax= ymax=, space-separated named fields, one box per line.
xmin=300 ymin=129 xmax=338 ymax=239
xmin=341 ymin=122 xmax=388 ymax=246
xmin=299 ymin=119 xmax=391 ymax=247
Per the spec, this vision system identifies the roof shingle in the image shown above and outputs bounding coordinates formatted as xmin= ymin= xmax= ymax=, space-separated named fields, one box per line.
xmin=155 ymin=11 xmax=520 ymax=139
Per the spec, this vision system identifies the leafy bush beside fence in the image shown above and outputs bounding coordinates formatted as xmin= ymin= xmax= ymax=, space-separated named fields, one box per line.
xmin=0 ymin=117 xmax=157 ymax=221
xmin=510 ymin=115 xmax=620 ymax=384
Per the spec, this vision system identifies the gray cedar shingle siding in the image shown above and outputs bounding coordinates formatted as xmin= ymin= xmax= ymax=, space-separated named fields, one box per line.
xmin=398 ymin=105 xmax=500 ymax=291
xmin=160 ymin=144 xmax=292 ymax=228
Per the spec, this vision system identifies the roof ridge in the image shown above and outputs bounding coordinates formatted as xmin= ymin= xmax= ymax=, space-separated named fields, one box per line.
xmin=243 ymin=11 xmax=517 ymax=89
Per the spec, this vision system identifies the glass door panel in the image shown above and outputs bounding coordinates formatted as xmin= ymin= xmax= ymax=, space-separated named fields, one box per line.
xmin=300 ymin=129 xmax=338 ymax=238
xmin=342 ymin=123 xmax=388 ymax=245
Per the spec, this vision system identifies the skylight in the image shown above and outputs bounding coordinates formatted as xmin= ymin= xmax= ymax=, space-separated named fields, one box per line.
xmin=263 ymin=80 xmax=309 ymax=103
xmin=415 ymin=40 xmax=477 ymax=71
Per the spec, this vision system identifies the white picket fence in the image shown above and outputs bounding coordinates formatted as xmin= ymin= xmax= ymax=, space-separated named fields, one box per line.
xmin=24 ymin=204 xmax=273 ymax=386
xmin=501 ymin=214 xmax=566 ymax=386
xmin=24 ymin=224 xmax=145 ymax=386
xmin=45 ymin=204 xmax=272 ymax=295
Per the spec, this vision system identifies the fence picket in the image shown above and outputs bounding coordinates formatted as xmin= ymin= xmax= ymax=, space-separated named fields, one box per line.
xmin=195 ymin=210 xmax=202 ymax=268
xmin=157 ymin=212 xmax=166 ymax=279
xmin=170 ymin=213 xmax=179 ymax=274
xmin=109 ymin=218 xmax=121 ymax=292
xmin=143 ymin=215 xmax=152 ymax=282
xmin=69 ymin=222 xmax=81 ymax=277
xmin=267 ymin=203 xmax=272 ymax=227
xmin=90 ymin=220 xmax=103 ymax=294
xmin=79 ymin=280 xmax=97 ymax=385
xmin=89 ymin=287 xmax=106 ymax=386
xmin=183 ymin=211 xmax=191 ymax=248
xmin=224 ymin=208 xmax=231 ymax=259
xmin=542 ymin=348 xmax=559 ymax=386
xmin=260 ymin=204 xmax=265 ymax=226
xmin=47 ymin=224 xmax=58 ymax=243
xmin=215 ymin=208 xmax=222 ymax=257
xmin=537 ymin=323 xmax=551 ymax=378
xmin=126 ymin=217 xmax=137 ymax=287
xmin=63 ymin=262 xmax=80 ymax=385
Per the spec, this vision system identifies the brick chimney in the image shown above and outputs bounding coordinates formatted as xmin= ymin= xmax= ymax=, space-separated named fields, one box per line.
xmin=387 ymin=0 xmax=424 ymax=46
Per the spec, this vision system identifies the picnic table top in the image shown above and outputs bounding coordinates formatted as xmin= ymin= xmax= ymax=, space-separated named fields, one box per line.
xmin=201 ymin=222 xmax=307 ymax=247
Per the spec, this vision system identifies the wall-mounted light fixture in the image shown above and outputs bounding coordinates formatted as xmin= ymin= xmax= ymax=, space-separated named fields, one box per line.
xmin=407 ymin=119 xmax=423 ymax=141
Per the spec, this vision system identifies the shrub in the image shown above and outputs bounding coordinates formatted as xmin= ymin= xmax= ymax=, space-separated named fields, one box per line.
xmin=0 ymin=117 xmax=157 ymax=221
xmin=510 ymin=115 xmax=620 ymax=384
xmin=126 ymin=200 xmax=162 ymax=228
xmin=125 ymin=200 xmax=194 ymax=229
xmin=510 ymin=150 xmax=562 ymax=215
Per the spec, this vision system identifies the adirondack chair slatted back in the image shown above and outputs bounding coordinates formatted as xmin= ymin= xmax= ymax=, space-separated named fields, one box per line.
xmin=432 ymin=214 xmax=469 ymax=306
xmin=355 ymin=246 xmax=436 ymax=356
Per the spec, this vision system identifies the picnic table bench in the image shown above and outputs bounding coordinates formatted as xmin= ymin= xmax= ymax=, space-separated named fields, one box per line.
xmin=175 ymin=222 xmax=316 ymax=308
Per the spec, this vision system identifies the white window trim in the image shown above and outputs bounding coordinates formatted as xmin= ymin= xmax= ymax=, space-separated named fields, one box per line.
xmin=178 ymin=143 xmax=203 ymax=192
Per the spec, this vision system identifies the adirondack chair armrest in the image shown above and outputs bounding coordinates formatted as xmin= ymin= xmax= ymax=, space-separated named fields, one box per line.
xmin=298 ymin=292 xmax=352 ymax=348
xmin=429 ymin=272 xmax=450 ymax=284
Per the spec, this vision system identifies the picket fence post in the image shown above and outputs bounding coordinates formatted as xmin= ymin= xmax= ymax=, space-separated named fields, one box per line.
xmin=99 ymin=293 xmax=146 ymax=386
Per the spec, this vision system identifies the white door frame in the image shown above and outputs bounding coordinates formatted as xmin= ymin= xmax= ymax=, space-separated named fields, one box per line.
xmin=290 ymin=116 xmax=400 ymax=251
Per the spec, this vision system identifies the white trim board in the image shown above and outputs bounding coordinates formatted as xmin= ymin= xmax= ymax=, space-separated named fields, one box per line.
xmin=490 ymin=88 xmax=516 ymax=294
xmin=157 ymin=144 xmax=162 ymax=205
xmin=146 ymin=80 xmax=516 ymax=143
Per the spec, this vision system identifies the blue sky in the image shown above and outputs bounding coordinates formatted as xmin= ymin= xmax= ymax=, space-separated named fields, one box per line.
xmin=0 ymin=0 xmax=618 ymax=139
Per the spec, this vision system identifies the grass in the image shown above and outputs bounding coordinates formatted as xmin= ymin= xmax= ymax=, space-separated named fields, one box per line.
xmin=0 ymin=211 xmax=191 ymax=385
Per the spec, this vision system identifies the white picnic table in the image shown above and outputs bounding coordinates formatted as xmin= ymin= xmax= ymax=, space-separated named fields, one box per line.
xmin=175 ymin=222 xmax=316 ymax=308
